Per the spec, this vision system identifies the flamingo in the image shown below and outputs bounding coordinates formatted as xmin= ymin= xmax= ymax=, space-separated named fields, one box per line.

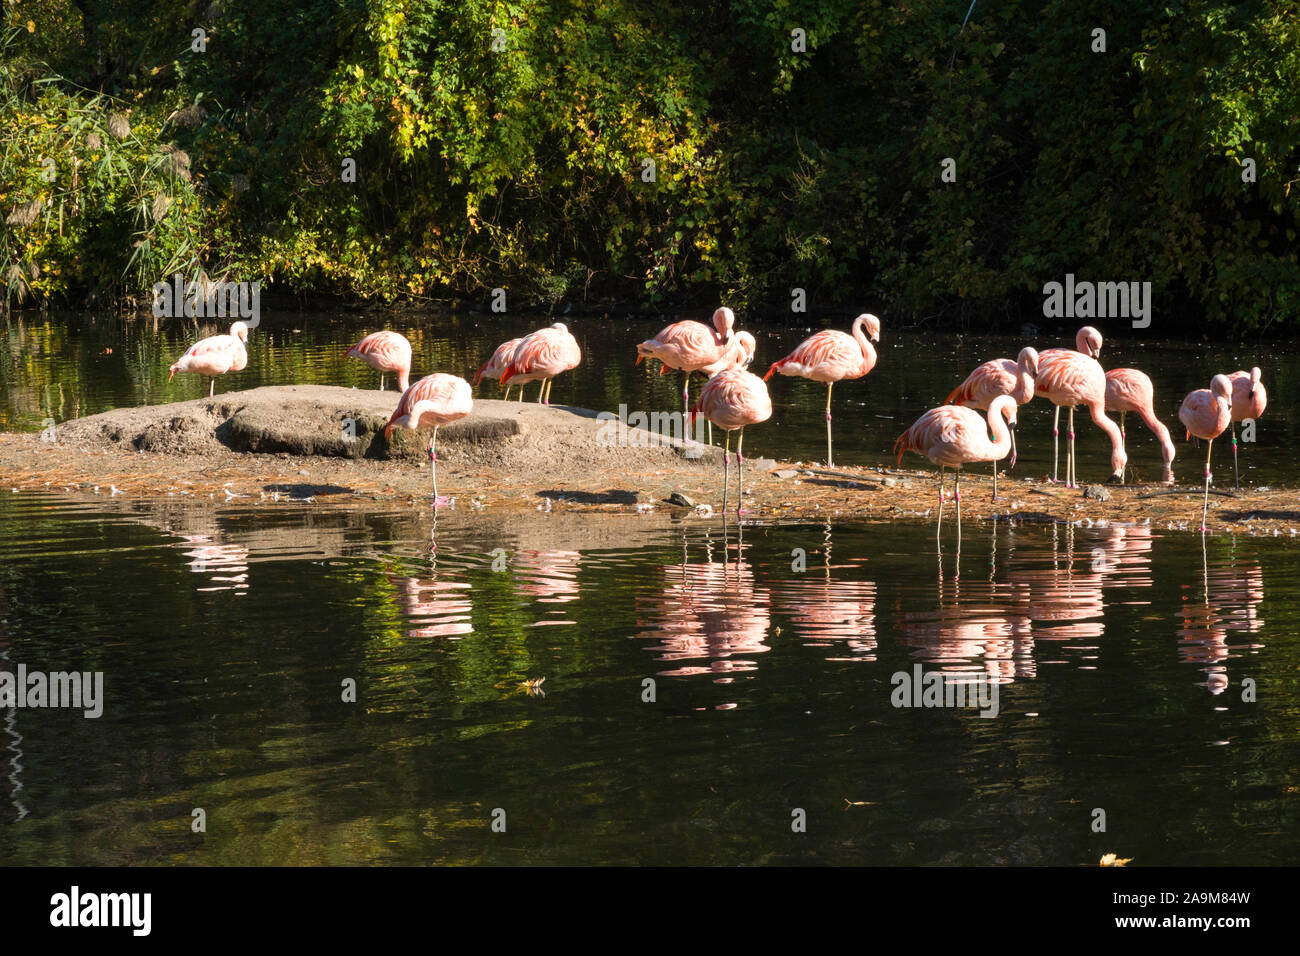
xmin=894 ymin=395 xmax=1017 ymax=538
xmin=168 ymin=321 xmax=249 ymax=397
xmin=945 ymin=345 xmax=1038 ymax=498
xmin=1035 ymin=327 xmax=1125 ymax=487
xmin=499 ymin=322 xmax=582 ymax=405
xmin=1227 ymin=367 xmax=1267 ymax=487
xmin=1104 ymin=368 xmax=1176 ymax=482
xmin=384 ymin=373 xmax=473 ymax=505
xmin=345 ymin=330 xmax=412 ymax=392
xmin=763 ymin=313 xmax=881 ymax=467
xmin=637 ymin=307 xmax=736 ymax=412
xmin=1036 ymin=326 xmax=1104 ymax=483
xmin=1179 ymin=374 xmax=1233 ymax=532
xmin=474 ymin=337 xmax=522 ymax=401
xmin=695 ymin=331 xmax=757 ymax=445
xmin=689 ymin=368 xmax=772 ymax=516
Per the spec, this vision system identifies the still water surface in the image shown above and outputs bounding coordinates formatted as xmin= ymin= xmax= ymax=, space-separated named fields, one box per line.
xmin=0 ymin=493 xmax=1296 ymax=865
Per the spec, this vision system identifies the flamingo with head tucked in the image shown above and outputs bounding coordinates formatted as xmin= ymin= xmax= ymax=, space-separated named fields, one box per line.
xmin=168 ymin=321 xmax=249 ymax=397
xmin=1035 ymin=326 xmax=1125 ymax=487
xmin=345 ymin=330 xmax=412 ymax=392
xmin=946 ymin=346 xmax=1038 ymax=498
xmin=637 ymin=307 xmax=736 ymax=412
xmin=1227 ymin=367 xmax=1267 ymax=488
xmin=764 ymin=313 xmax=881 ymax=467
xmin=385 ymin=373 xmax=473 ymax=506
xmin=894 ymin=396 xmax=1017 ymax=538
xmin=474 ymin=337 xmax=522 ymax=401
xmin=690 ymin=368 xmax=772 ymax=516
xmin=500 ymin=323 xmax=582 ymax=405
xmin=1179 ymin=374 xmax=1233 ymax=532
xmin=1105 ymin=367 xmax=1175 ymax=483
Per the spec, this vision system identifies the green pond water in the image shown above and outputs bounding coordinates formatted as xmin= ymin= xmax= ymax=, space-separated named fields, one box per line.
xmin=0 ymin=314 xmax=1297 ymax=865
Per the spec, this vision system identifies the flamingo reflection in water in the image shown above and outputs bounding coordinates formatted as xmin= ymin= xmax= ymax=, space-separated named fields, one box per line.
xmin=769 ymin=525 xmax=877 ymax=661
xmin=514 ymin=549 xmax=581 ymax=626
xmin=636 ymin=521 xmax=771 ymax=683
xmin=1176 ymin=537 xmax=1265 ymax=694
xmin=180 ymin=536 xmax=250 ymax=593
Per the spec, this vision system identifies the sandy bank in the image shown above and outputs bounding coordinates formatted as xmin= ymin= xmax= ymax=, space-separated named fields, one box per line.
xmin=0 ymin=386 xmax=1297 ymax=536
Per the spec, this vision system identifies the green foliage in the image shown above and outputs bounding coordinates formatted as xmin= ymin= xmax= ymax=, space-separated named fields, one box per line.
xmin=2 ymin=0 xmax=1299 ymax=328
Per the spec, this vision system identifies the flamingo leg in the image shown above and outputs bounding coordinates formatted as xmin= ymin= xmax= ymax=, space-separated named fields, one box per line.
xmin=722 ymin=429 xmax=731 ymax=516
xmin=1052 ymin=405 xmax=1060 ymax=482
xmin=736 ymin=428 xmax=745 ymax=517
xmin=1067 ymin=406 xmax=1077 ymax=489
xmin=519 ymin=384 xmax=525 ymax=402
xmin=209 ymin=378 xmax=215 ymax=398
xmin=825 ymin=381 xmax=834 ymax=467
xmin=1119 ymin=410 xmax=1127 ymax=483
xmin=1231 ymin=421 xmax=1239 ymax=488
xmin=955 ymin=468 xmax=962 ymax=549
xmin=992 ymin=459 xmax=998 ymax=501
xmin=1201 ymin=438 xmax=1213 ymax=531
xmin=937 ymin=466 xmax=945 ymax=540
xmin=380 ymin=373 xmax=386 ymax=391
xmin=682 ymin=373 xmax=690 ymax=414
xmin=503 ymin=384 xmax=512 ymax=402
xmin=429 ymin=427 xmax=440 ymax=503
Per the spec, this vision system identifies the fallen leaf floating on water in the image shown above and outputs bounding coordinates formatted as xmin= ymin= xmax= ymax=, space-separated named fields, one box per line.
xmin=1099 ymin=853 xmax=1133 ymax=867
xmin=520 ymin=677 xmax=547 ymax=697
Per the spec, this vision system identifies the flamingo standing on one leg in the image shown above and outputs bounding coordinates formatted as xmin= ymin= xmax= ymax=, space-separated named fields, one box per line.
xmin=689 ymin=368 xmax=772 ymax=517
xmin=945 ymin=346 xmax=1038 ymax=499
xmin=1179 ymin=374 xmax=1233 ymax=531
xmin=474 ymin=337 xmax=522 ymax=402
xmin=168 ymin=321 xmax=249 ymax=397
xmin=894 ymin=396 xmax=1017 ymax=539
xmin=1035 ymin=328 xmax=1125 ymax=487
xmin=763 ymin=313 xmax=881 ymax=467
xmin=499 ymin=323 xmax=582 ymax=405
xmin=384 ymin=373 xmax=473 ymax=506
xmin=345 ymin=330 xmax=412 ymax=392
xmin=637 ymin=307 xmax=736 ymax=413
xmin=1105 ymin=368 xmax=1176 ymax=483
xmin=1037 ymin=326 xmax=1104 ymax=483
xmin=1227 ymin=367 xmax=1267 ymax=488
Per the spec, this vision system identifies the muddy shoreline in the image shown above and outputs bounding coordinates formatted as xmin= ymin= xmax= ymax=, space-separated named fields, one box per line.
xmin=0 ymin=386 xmax=1296 ymax=535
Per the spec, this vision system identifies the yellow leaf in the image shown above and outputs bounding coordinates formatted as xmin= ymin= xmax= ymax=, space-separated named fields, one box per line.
xmin=27 ymin=20 xmax=35 ymax=32
xmin=1099 ymin=853 xmax=1133 ymax=867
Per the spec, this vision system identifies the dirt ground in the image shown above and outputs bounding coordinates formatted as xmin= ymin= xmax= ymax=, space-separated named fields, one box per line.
xmin=0 ymin=385 xmax=1296 ymax=536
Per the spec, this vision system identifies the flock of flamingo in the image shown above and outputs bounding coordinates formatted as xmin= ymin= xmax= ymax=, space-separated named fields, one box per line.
xmin=165 ymin=310 xmax=1266 ymax=530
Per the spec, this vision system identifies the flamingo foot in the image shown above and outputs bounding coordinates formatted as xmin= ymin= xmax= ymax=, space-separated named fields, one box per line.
xmin=432 ymin=495 xmax=452 ymax=509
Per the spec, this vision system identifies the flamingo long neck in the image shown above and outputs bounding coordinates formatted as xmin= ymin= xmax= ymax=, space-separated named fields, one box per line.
xmin=1138 ymin=406 xmax=1175 ymax=464
xmin=1016 ymin=357 xmax=1035 ymax=402
xmin=984 ymin=400 xmax=1013 ymax=459
xmin=853 ymin=318 xmax=877 ymax=372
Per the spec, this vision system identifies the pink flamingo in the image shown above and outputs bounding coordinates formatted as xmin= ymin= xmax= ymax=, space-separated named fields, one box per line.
xmin=763 ymin=313 xmax=881 ymax=467
xmin=1104 ymin=368 xmax=1175 ymax=483
xmin=695 ymin=331 xmax=757 ymax=445
xmin=499 ymin=322 xmax=582 ymax=405
xmin=384 ymin=373 xmax=473 ymax=505
xmin=168 ymin=321 xmax=249 ymax=397
xmin=1178 ymin=374 xmax=1233 ymax=531
xmin=1034 ymin=326 xmax=1125 ymax=487
xmin=345 ymin=330 xmax=412 ymax=392
xmin=637 ymin=307 xmax=736 ymax=412
xmin=689 ymin=368 xmax=772 ymax=516
xmin=945 ymin=345 xmax=1039 ymax=498
xmin=894 ymin=395 xmax=1017 ymax=537
xmin=474 ymin=337 xmax=522 ymax=401
xmin=1227 ymin=367 xmax=1267 ymax=487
